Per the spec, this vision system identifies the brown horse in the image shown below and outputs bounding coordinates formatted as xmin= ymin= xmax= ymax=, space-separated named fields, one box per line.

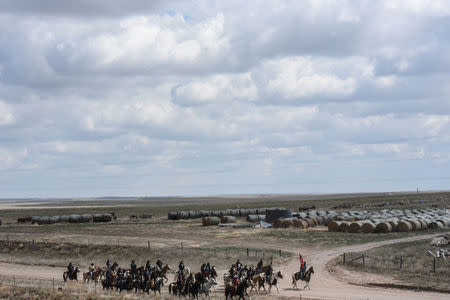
xmin=83 ymin=267 xmax=103 ymax=283
xmin=159 ymin=264 xmax=171 ymax=282
xmin=292 ymin=266 xmax=314 ymax=290
xmin=249 ymin=273 xmax=266 ymax=294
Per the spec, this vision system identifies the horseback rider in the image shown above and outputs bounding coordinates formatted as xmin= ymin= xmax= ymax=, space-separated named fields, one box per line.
xmin=89 ymin=262 xmax=95 ymax=279
xmin=236 ymin=259 xmax=242 ymax=271
xmin=232 ymin=274 xmax=240 ymax=286
xmin=145 ymin=260 xmax=151 ymax=271
xmin=67 ymin=262 xmax=74 ymax=276
xmin=106 ymin=259 xmax=110 ymax=270
xmin=256 ymin=259 xmax=263 ymax=273
xmin=229 ymin=264 xmax=236 ymax=277
xmin=156 ymin=258 xmax=163 ymax=270
xmin=178 ymin=260 xmax=185 ymax=273
xmin=130 ymin=259 xmax=137 ymax=275
xmin=299 ymin=254 xmax=306 ymax=276
xmin=205 ymin=262 xmax=211 ymax=278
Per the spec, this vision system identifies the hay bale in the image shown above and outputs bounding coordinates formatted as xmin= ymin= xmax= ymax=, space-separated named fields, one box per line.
xmin=328 ymin=221 xmax=341 ymax=232
xmin=429 ymin=221 xmax=444 ymax=229
xmin=256 ymin=208 xmax=266 ymax=214
xmin=168 ymin=211 xmax=178 ymax=220
xmin=239 ymin=209 xmax=250 ymax=216
xmin=305 ymin=218 xmax=317 ymax=228
xmin=293 ymin=219 xmax=308 ymax=229
xmin=361 ymin=221 xmax=376 ymax=233
xmin=178 ymin=211 xmax=189 ymax=219
xmin=229 ymin=209 xmax=240 ymax=216
xmin=272 ymin=218 xmax=284 ymax=228
xmin=387 ymin=220 xmax=398 ymax=231
xmin=418 ymin=219 xmax=428 ymax=229
xmin=221 ymin=216 xmax=237 ymax=223
xmin=281 ymin=219 xmax=293 ymax=228
xmin=80 ymin=214 xmax=92 ymax=223
xmin=437 ymin=219 xmax=450 ymax=227
xmin=408 ymin=220 xmax=422 ymax=231
xmin=338 ymin=221 xmax=350 ymax=232
xmin=247 ymin=215 xmax=259 ymax=222
xmin=375 ymin=222 xmax=392 ymax=233
xmin=266 ymin=209 xmax=292 ymax=223
xmin=397 ymin=220 xmax=413 ymax=232
xmin=202 ymin=217 xmax=220 ymax=226
xmin=349 ymin=221 xmax=363 ymax=233
xmin=211 ymin=211 xmax=221 ymax=217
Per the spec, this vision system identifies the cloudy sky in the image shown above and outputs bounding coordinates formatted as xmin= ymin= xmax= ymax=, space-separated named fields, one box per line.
xmin=0 ymin=0 xmax=449 ymax=198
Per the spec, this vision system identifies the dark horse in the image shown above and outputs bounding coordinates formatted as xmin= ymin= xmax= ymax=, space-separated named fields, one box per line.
xmin=63 ymin=267 xmax=80 ymax=282
xmin=292 ymin=266 xmax=314 ymax=290
xmin=225 ymin=279 xmax=253 ymax=300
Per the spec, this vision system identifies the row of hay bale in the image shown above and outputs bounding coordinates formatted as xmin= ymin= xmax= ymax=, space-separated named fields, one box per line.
xmin=202 ymin=216 xmax=238 ymax=226
xmin=271 ymin=216 xmax=328 ymax=229
xmin=333 ymin=208 xmax=449 ymax=222
xmin=168 ymin=207 xmax=287 ymax=220
xmin=328 ymin=217 xmax=450 ymax=233
xmin=31 ymin=213 xmax=113 ymax=225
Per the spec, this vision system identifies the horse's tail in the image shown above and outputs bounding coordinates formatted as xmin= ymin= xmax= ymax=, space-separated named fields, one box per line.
xmin=169 ymin=283 xmax=172 ymax=294
xmin=63 ymin=272 xmax=67 ymax=282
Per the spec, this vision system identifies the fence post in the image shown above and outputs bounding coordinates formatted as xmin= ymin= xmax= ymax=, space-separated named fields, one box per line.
xmin=400 ymin=256 xmax=403 ymax=270
xmin=148 ymin=240 xmax=150 ymax=249
xmin=53 ymin=277 xmax=55 ymax=291
xmin=7 ymin=234 xmax=9 ymax=246
xmin=181 ymin=242 xmax=184 ymax=252
xmin=432 ymin=257 xmax=436 ymax=273
xmin=279 ymin=249 xmax=282 ymax=256
xmin=343 ymin=253 xmax=346 ymax=263
xmin=13 ymin=275 xmax=15 ymax=287
xmin=362 ymin=254 xmax=365 ymax=266
xmin=247 ymin=248 xmax=249 ymax=257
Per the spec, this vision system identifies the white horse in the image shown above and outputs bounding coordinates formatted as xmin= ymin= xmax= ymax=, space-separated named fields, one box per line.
xmin=201 ymin=278 xmax=218 ymax=298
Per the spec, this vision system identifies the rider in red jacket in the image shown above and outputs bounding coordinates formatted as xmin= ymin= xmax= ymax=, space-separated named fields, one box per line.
xmin=299 ymin=253 xmax=306 ymax=275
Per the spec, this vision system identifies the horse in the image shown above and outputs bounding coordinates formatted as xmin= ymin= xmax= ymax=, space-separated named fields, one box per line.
xmin=159 ymin=264 xmax=171 ymax=283
xmin=149 ymin=278 xmax=164 ymax=294
xmin=249 ymin=273 xmax=266 ymax=294
xmin=63 ymin=267 xmax=80 ymax=282
xmin=83 ymin=267 xmax=103 ymax=283
xmin=200 ymin=278 xmax=218 ymax=298
xmin=292 ymin=266 xmax=314 ymax=290
xmin=225 ymin=279 xmax=253 ymax=300
xmin=268 ymin=271 xmax=283 ymax=293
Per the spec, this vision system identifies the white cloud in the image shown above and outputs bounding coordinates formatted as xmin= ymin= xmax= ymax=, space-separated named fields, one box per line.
xmin=0 ymin=101 xmax=16 ymax=125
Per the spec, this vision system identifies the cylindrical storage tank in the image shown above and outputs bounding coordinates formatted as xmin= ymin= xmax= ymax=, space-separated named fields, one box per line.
xmin=338 ymin=221 xmax=350 ymax=232
xmin=361 ymin=221 xmax=376 ymax=234
xmin=202 ymin=217 xmax=220 ymax=226
xmin=266 ymin=209 xmax=292 ymax=223
xmin=177 ymin=211 xmax=189 ymax=219
xmin=375 ymin=222 xmax=392 ymax=233
xmin=221 ymin=216 xmax=237 ymax=223
xmin=397 ymin=220 xmax=413 ymax=232
xmin=328 ymin=221 xmax=341 ymax=232
xmin=349 ymin=222 xmax=363 ymax=233
xmin=168 ymin=211 xmax=178 ymax=220
xmin=408 ymin=220 xmax=422 ymax=231
xmin=247 ymin=215 xmax=259 ymax=222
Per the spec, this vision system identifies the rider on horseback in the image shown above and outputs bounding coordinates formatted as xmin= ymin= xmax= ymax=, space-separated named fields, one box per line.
xmin=236 ymin=259 xmax=242 ymax=271
xmin=299 ymin=254 xmax=306 ymax=276
xmin=67 ymin=262 xmax=74 ymax=276
xmin=256 ymin=259 xmax=263 ymax=273
xmin=156 ymin=258 xmax=163 ymax=270
xmin=178 ymin=260 xmax=185 ymax=275
xmin=130 ymin=259 xmax=137 ymax=275
xmin=89 ymin=262 xmax=95 ymax=280
xmin=145 ymin=260 xmax=151 ymax=271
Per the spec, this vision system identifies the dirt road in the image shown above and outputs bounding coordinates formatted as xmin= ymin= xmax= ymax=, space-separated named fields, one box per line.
xmin=0 ymin=234 xmax=448 ymax=299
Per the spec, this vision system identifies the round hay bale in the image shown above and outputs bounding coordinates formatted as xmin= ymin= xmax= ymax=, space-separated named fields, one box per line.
xmin=338 ymin=221 xmax=350 ymax=232
xmin=309 ymin=217 xmax=319 ymax=227
xmin=361 ymin=221 xmax=376 ymax=233
xmin=202 ymin=217 xmax=220 ymax=226
xmin=315 ymin=216 xmax=325 ymax=225
xmin=101 ymin=213 xmax=112 ymax=222
xmin=31 ymin=216 xmax=40 ymax=224
xmin=408 ymin=220 xmax=422 ymax=231
xmin=266 ymin=209 xmax=292 ymax=223
xmin=198 ymin=210 xmax=210 ymax=217
xmin=293 ymin=219 xmax=308 ymax=229
xmin=37 ymin=216 xmax=50 ymax=225
xmin=211 ymin=211 xmax=221 ymax=217
xmin=177 ymin=211 xmax=189 ymax=219
xmin=257 ymin=215 xmax=266 ymax=221
xmin=328 ymin=221 xmax=341 ymax=232
xmin=397 ymin=220 xmax=413 ymax=232
xmin=239 ymin=209 xmax=250 ymax=217
xmin=50 ymin=216 xmax=60 ymax=224
xmin=168 ymin=211 xmax=178 ymax=220
xmin=229 ymin=209 xmax=240 ymax=216
xmin=281 ymin=219 xmax=293 ymax=228
xmin=221 ymin=209 xmax=232 ymax=217
xmin=93 ymin=214 xmax=103 ymax=222
xmin=80 ymin=214 xmax=92 ymax=223
xmin=247 ymin=215 xmax=259 ymax=222
xmin=256 ymin=208 xmax=266 ymax=214
xmin=69 ymin=214 xmax=81 ymax=223
xmin=272 ymin=218 xmax=284 ymax=228
xmin=59 ymin=215 xmax=70 ymax=223
xmin=248 ymin=208 xmax=258 ymax=215
xmin=187 ymin=211 xmax=198 ymax=219
xmin=221 ymin=216 xmax=237 ymax=223
xmin=305 ymin=218 xmax=317 ymax=228
xmin=437 ymin=219 xmax=450 ymax=227
xmin=418 ymin=219 xmax=428 ymax=229
xmin=387 ymin=220 xmax=398 ymax=231
xmin=349 ymin=221 xmax=363 ymax=233
xmin=429 ymin=221 xmax=444 ymax=229
xmin=375 ymin=222 xmax=392 ymax=233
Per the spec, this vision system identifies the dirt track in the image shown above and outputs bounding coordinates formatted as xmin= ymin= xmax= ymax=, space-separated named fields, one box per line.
xmin=1 ymin=234 xmax=448 ymax=299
